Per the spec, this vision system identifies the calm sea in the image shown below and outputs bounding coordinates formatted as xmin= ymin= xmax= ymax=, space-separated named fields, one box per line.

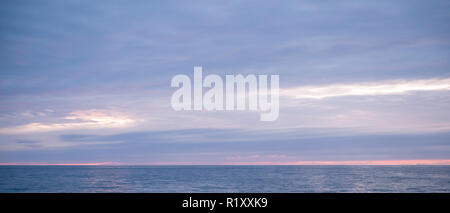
xmin=0 ymin=165 xmax=449 ymax=192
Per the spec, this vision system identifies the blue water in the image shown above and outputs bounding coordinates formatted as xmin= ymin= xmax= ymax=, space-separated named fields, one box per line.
xmin=0 ymin=166 xmax=449 ymax=192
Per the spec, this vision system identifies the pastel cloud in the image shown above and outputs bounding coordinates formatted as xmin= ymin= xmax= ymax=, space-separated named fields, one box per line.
xmin=65 ymin=110 xmax=135 ymax=126
xmin=0 ymin=109 xmax=135 ymax=134
xmin=282 ymin=78 xmax=450 ymax=99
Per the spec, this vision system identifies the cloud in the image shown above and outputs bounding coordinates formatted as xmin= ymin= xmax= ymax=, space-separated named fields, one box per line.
xmin=60 ymin=128 xmax=247 ymax=144
xmin=2 ymin=130 xmax=449 ymax=164
xmin=14 ymin=139 xmax=42 ymax=148
xmin=282 ymin=78 xmax=450 ymax=99
xmin=15 ymin=139 xmax=40 ymax=144
xmin=0 ymin=109 xmax=135 ymax=134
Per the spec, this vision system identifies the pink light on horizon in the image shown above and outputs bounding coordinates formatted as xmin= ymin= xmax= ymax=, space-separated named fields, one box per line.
xmin=0 ymin=162 xmax=124 ymax=166
xmin=219 ymin=159 xmax=450 ymax=165
xmin=1 ymin=159 xmax=450 ymax=166
xmin=143 ymin=159 xmax=450 ymax=166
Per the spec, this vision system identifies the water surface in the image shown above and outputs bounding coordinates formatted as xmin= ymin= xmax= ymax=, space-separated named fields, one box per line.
xmin=0 ymin=165 xmax=449 ymax=192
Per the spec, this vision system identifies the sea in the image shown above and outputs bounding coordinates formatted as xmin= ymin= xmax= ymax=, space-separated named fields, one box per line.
xmin=0 ymin=165 xmax=449 ymax=192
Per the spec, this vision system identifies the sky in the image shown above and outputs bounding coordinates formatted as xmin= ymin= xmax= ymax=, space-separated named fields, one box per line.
xmin=0 ymin=0 xmax=450 ymax=165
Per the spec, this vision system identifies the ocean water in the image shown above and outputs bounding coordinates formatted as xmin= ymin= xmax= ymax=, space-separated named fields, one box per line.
xmin=0 ymin=165 xmax=449 ymax=192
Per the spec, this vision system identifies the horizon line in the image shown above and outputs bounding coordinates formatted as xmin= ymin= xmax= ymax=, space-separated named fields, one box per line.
xmin=1 ymin=159 xmax=450 ymax=166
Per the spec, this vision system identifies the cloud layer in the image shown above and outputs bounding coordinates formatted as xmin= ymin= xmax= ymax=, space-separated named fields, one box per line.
xmin=282 ymin=78 xmax=450 ymax=99
xmin=0 ymin=0 xmax=449 ymax=164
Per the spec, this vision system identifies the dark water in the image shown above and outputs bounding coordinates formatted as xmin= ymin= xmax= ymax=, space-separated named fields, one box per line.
xmin=0 ymin=166 xmax=449 ymax=192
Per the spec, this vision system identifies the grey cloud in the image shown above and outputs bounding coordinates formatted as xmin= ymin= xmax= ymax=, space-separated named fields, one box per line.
xmin=15 ymin=139 xmax=40 ymax=144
